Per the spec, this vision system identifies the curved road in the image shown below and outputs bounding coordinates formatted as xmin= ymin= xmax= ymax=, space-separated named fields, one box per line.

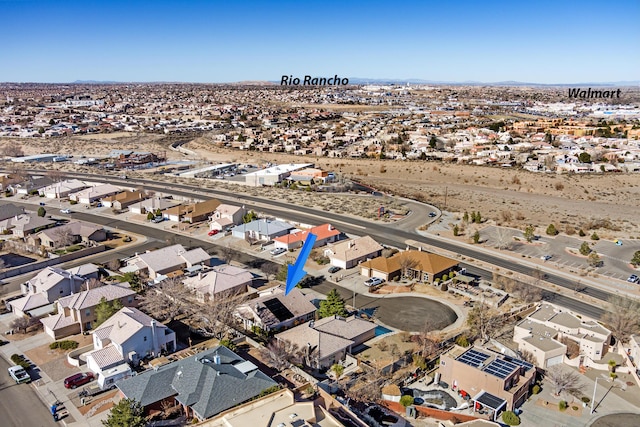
xmin=4 ymin=169 xmax=611 ymax=319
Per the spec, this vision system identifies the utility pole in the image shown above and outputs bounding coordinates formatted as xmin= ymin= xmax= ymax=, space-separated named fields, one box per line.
xmin=444 ymin=186 xmax=448 ymax=209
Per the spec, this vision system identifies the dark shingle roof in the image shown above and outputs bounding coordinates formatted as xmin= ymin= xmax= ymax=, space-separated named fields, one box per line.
xmin=117 ymin=346 xmax=277 ymax=419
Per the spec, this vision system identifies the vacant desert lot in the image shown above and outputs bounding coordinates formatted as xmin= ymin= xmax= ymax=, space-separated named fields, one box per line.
xmin=6 ymin=134 xmax=640 ymax=237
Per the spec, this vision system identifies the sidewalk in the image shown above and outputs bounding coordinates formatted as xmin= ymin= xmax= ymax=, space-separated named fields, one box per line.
xmin=0 ymin=313 xmax=111 ymax=426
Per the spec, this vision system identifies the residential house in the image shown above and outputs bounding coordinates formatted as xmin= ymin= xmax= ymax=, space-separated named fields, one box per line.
xmin=87 ymin=307 xmax=176 ymax=374
xmin=29 ymin=220 xmax=106 ymax=249
xmin=182 ymin=264 xmax=254 ymax=302
xmin=438 ymin=346 xmax=537 ymax=418
xmin=122 ymin=244 xmax=211 ymax=279
xmin=164 ymin=198 xmax=220 ymax=223
xmin=628 ymin=335 xmax=640 ymax=375
xmin=231 ymin=219 xmax=294 ymax=242
xmin=116 ymin=345 xmax=277 ymax=421
xmin=69 ymin=183 xmax=122 ymax=204
xmin=129 ymin=197 xmax=182 ymax=215
xmin=8 ymin=176 xmax=55 ymax=195
xmin=0 ymin=203 xmax=25 ymax=221
xmin=200 ymin=388 xmax=353 ymax=427
xmin=209 ymin=204 xmax=246 ymax=231
xmin=101 ymin=190 xmax=146 ymax=209
xmin=0 ymin=213 xmax=55 ymax=237
xmin=273 ymin=223 xmax=341 ymax=250
xmin=39 ymin=179 xmax=89 ymax=199
xmin=276 ymin=315 xmax=376 ymax=369
xmin=40 ymin=282 xmax=137 ymax=339
xmin=324 ymin=235 xmax=384 ymax=269
xmin=513 ymin=304 xmax=611 ymax=367
xmin=235 ymin=285 xmax=316 ymax=333
xmin=9 ymin=267 xmax=86 ymax=317
xmin=360 ymin=250 xmax=458 ymax=283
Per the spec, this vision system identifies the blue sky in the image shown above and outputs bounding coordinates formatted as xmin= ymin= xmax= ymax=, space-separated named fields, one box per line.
xmin=1 ymin=0 xmax=638 ymax=84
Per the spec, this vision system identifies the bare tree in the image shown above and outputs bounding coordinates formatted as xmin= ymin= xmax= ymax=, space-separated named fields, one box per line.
xmin=259 ymin=339 xmax=303 ymax=372
xmin=261 ymin=262 xmax=280 ymax=281
xmin=512 ymin=281 xmax=542 ymax=304
xmin=467 ymin=301 xmax=505 ymax=344
xmin=398 ymin=255 xmax=419 ymax=279
xmin=545 ymin=366 xmax=584 ymax=397
xmin=11 ymin=316 xmax=30 ymax=334
xmin=494 ymin=227 xmax=513 ymax=250
xmin=53 ymin=227 xmax=76 ymax=248
xmin=413 ymin=320 xmax=441 ymax=357
xmin=107 ymin=258 xmax=122 ymax=272
xmin=46 ymin=169 xmax=65 ymax=183
xmin=139 ymin=277 xmax=192 ymax=322
xmin=560 ymin=336 xmax=580 ymax=359
xmin=190 ymin=289 xmax=248 ymax=338
xmin=220 ymin=244 xmax=236 ymax=264
xmin=601 ymin=295 xmax=640 ymax=343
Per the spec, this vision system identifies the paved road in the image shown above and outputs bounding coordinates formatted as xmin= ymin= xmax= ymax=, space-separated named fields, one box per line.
xmin=1 ymin=170 xmax=617 ymax=319
xmin=0 ymin=356 xmax=57 ymax=427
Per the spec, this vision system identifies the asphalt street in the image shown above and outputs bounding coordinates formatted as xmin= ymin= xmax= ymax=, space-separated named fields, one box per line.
xmin=0 ymin=356 xmax=57 ymax=427
xmin=1 ymin=170 xmax=617 ymax=320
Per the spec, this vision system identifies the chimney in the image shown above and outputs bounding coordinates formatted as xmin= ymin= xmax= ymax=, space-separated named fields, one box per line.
xmin=327 ymin=224 xmax=332 ymax=230
xmin=150 ymin=319 xmax=159 ymax=357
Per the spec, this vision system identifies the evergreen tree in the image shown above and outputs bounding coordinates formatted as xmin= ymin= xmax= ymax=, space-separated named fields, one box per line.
xmin=453 ymin=225 xmax=459 ymax=236
xmin=95 ymin=297 xmax=123 ymax=327
xmin=472 ymin=230 xmax=480 ymax=244
xmin=243 ymin=210 xmax=258 ymax=223
xmin=523 ymin=225 xmax=535 ymax=243
xmin=546 ymin=224 xmax=558 ymax=236
xmin=462 ymin=211 xmax=469 ymax=223
xmin=474 ymin=211 xmax=482 ymax=224
xmin=579 ymin=241 xmax=591 ymax=256
xmin=102 ymin=398 xmax=146 ymax=427
xmin=37 ymin=206 xmax=46 ymax=217
xmin=318 ymin=289 xmax=347 ymax=318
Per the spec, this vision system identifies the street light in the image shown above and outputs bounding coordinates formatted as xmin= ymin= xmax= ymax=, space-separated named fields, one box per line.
xmin=591 ymin=377 xmax=603 ymax=414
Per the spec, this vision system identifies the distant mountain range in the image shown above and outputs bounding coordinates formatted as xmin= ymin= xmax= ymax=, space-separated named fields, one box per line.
xmin=70 ymin=79 xmax=640 ymax=87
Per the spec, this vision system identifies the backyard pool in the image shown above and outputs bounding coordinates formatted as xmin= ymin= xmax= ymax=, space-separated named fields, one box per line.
xmin=375 ymin=325 xmax=393 ymax=336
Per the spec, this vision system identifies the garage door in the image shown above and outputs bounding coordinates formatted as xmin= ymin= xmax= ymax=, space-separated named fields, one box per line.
xmin=546 ymin=355 xmax=563 ymax=367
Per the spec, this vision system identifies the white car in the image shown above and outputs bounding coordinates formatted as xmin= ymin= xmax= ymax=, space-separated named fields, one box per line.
xmin=270 ymin=248 xmax=286 ymax=256
xmin=364 ymin=277 xmax=384 ymax=287
xmin=60 ymin=208 xmax=71 ymax=214
xmin=8 ymin=365 xmax=31 ymax=384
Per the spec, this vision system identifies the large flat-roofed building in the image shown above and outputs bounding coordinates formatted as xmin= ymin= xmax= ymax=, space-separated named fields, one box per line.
xmin=438 ymin=346 xmax=537 ymax=417
xmin=244 ymin=163 xmax=313 ymax=187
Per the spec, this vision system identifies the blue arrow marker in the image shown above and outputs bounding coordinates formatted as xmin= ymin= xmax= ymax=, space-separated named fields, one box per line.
xmin=285 ymin=232 xmax=317 ymax=295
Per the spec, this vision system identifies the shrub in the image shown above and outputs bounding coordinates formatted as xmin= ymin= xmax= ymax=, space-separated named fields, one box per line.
xmin=400 ymin=395 xmax=414 ymax=407
xmin=546 ymin=224 xmax=558 ymax=236
xmin=572 ymin=405 xmax=579 ymax=411
xmin=559 ymin=400 xmax=568 ymax=411
xmin=501 ymin=410 xmax=521 ymax=426
xmin=49 ymin=340 xmax=79 ymax=350
xmin=10 ymin=354 xmax=30 ymax=369
xmin=440 ymin=282 xmax=448 ymax=292
xmin=455 ymin=335 xmax=469 ymax=347
xmin=442 ymin=273 xmax=448 ymax=281
xmin=591 ymin=232 xmax=599 ymax=240
xmin=578 ymin=229 xmax=586 ymax=237
xmin=70 ymin=200 xmax=78 ymax=205
xmin=532 ymin=384 xmax=541 ymax=394
xmin=581 ymin=396 xmax=590 ymax=404
xmin=579 ymin=241 xmax=591 ymax=255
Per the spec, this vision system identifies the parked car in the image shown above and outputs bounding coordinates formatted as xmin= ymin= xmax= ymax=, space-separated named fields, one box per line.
xmin=270 ymin=248 xmax=286 ymax=256
xmin=428 ymin=212 xmax=437 ymax=217
xmin=328 ymin=266 xmax=341 ymax=274
xmin=364 ymin=277 xmax=384 ymax=287
xmin=541 ymin=255 xmax=552 ymax=261
xmin=208 ymin=229 xmax=219 ymax=236
xmin=39 ymin=202 xmax=46 ymax=206
xmin=628 ymin=274 xmax=639 ymax=284
xmin=151 ymin=216 xmax=164 ymax=223
xmin=8 ymin=365 xmax=31 ymax=384
xmin=64 ymin=372 xmax=95 ymax=389
xmin=60 ymin=208 xmax=71 ymax=214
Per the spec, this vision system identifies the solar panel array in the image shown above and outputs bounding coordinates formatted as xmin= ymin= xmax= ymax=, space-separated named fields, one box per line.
xmin=457 ymin=349 xmax=490 ymax=368
xmin=504 ymin=356 xmax=534 ymax=372
xmin=263 ymin=298 xmax=294 ymax=322
xmin=482 ymin=358 xmax=519 ymax=379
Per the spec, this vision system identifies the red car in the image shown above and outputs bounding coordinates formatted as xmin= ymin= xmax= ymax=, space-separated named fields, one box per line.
xmin=64 ymin=372 xmax=94 ymax=389
xmin=208 ymin=229 xmax=219 ymax=236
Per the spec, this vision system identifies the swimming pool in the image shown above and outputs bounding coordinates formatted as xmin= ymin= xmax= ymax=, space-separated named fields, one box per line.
xmin=375 ymin=325 xmax=393 ymax=336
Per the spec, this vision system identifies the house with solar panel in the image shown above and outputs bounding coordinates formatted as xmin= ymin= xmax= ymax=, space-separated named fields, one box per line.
xmin=234 ymin=285 xmax=316 ymax=333
xmin=438 ymin=346 xmax=537 ymax=421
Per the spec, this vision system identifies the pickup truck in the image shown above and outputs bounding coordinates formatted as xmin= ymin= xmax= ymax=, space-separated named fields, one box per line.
xmin=8 ymin=365 xmax=31 ymax=384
